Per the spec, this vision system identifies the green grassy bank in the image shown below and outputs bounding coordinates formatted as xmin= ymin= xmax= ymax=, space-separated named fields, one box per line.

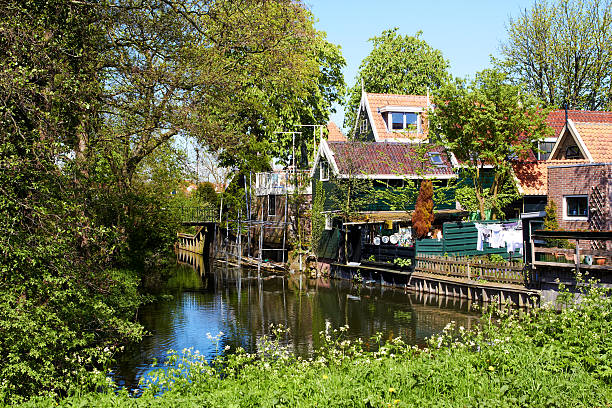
xmin=18 ymin=284 xmax=612 ymax=408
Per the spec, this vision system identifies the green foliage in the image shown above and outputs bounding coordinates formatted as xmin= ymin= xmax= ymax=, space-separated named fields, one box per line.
xmin=456 ymin=177 xmax=521 ymax=220
xmin=412 ymin=180 xmax=434 ymax=239
xmin=432 ymin=69 xmax=551 ymax=220
xmin=543 ymin=201 xmax=572 ymax=249
xmin=345 ymin=28 xmax=449 ymax=130
xmin=29 ymin=283 xmax=612 ymax=407
xmin=311 ymin=181 xmax=326 ymax=253
xmin=501 ymin=0 xmax=612 ymax=110
xmin=393 ymin=258 xmax=412 ymax=268
xmin=488 ymin=253 xmax=505 ymax=264
xmin=194 ymin=182 xmax=218 ymax=206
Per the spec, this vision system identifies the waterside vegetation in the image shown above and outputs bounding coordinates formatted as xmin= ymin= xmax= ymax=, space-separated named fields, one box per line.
xmin=20 ymin=282 xmax=612 ymax=407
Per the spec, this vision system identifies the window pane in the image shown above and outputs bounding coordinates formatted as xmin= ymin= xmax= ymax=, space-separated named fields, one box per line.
xmin=567 ymin=196 xmax=587 ymax=217
xmin=405 ymin=113 xmax=417 ymax=125
xmin=391 ymin=112 xmax=404 ymax=130
xmin=429 ymin=152 xmax=443 ymax=165
xmin=539 ymin=142 xmax=555 ymax=160
xmin=566 ymin=145 xmax=580 ymax=159
xmin=268 ymin=195 xmax=276 ymax=216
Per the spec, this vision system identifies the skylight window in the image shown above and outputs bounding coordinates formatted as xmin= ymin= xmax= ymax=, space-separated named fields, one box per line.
xmin=428 ymin=152 xmax=444 ymax=166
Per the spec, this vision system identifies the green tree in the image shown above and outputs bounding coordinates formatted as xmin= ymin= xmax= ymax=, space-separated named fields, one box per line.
xmin=500 ymin=0 xmax=612 ymax=110
xmin=195 ymin=182 xmax=218 ymax=206
xmin=0 ymin=0 xmax=144 ymax=402
xmin=431 ymin=69 xmax=551 ymax=220
xmin=344 ymin=28 xmax=449 ymax=130
xmin=543 ymin=200 xmax=571 ymax=248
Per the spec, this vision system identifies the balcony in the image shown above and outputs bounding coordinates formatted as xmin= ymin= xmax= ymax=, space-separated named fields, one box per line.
xmin=254 ymin=170 xmax=312 ymax=196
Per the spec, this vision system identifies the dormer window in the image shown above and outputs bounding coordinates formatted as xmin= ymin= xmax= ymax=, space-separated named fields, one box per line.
xmin=389 ymin=112 xmax=419 ymax=132
xmin=566 ymin=145 xmax=580 ymax=159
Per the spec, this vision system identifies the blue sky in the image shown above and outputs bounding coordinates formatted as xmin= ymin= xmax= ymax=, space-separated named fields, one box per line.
xmin=306 ymin=0 xmax=535 ymax=129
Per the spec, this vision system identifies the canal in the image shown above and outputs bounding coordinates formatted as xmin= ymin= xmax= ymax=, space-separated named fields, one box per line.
xmin=112 ymin=250 xmax=481 ymax=391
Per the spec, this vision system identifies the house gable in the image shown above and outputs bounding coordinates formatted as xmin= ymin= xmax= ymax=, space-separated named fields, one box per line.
xmin=549 ymin=119 xmax=594 ymax=162
xmin=353 ymin=93 xmax=376 ymax=141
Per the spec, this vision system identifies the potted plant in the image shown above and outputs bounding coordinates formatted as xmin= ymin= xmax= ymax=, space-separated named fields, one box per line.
xmin=593 ymin=256 xmax=606 ymax=266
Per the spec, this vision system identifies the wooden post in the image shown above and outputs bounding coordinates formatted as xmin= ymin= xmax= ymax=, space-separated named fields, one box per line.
xmin=237 ymin=210 xmax=242 ymax=266
xmin=258 ymin=220 xmax=263 ymax=275
xmin=575 ymin=239 xmax=580 ymax=274
xmin=530 ymin=239 xmax=536 ymax=269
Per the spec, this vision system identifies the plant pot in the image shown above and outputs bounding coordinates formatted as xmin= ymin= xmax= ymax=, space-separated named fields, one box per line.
xmin=594 ymin=256 xmax=606 ymax=266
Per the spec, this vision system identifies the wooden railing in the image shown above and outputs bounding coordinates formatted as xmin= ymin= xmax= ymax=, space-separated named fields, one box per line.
xmin=531 ymin=247 xmax=612 ymax=271
xmin=415 ymin=254 xmax=525 ymax=285
xmin=180 ymin=206 xmax=218 ymax=225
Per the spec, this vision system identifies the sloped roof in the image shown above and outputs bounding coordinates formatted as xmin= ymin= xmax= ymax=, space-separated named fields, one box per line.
xmin=514 ymin=112 xmax=612 ymax=195
xmin=547 ymin=110 xmax=612 ymax=138
xmin=513 ymin=159 xmax=589 ymax=196
xmin=364 ymin=93 xmax=429 ymax=141
xmin=572 ymin=122 xmax=612 ymax=162
xmin=327 ymin=141 xmax=454 ymax=178
xmin=326 ymin=122 xmax=346 ymax=142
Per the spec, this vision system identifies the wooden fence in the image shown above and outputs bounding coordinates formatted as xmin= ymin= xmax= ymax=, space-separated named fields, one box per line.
xmin=415 ymin=254 xmax=525 ymax=285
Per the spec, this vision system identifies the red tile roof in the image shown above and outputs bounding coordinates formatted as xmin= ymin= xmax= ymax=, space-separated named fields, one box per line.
xmin=513 ymin=159 xmax=591 ymax=196
xmin=327 ymin=141 xmax=454 ymax=177
xmin=572 ymin=122 xmax=612 ymax=162
xmin=514 ymin=111 xmax=612 ymax=195
xmin=326 ymin=122 xmax=346 ymax=142
xmin=547 ymin=110 xmax=612 ymax=138
xmin=364 ymin=93 xmax=429 ymax=141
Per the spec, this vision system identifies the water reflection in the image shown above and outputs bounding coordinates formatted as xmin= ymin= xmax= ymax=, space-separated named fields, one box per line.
xmin=112 ymin=250 xmax=480 ymax=391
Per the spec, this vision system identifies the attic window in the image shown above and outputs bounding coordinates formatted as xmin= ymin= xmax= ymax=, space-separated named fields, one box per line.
xmin=389 ymin=112 xmax=419 ymax=132
xmin=566 ymin=145 xmax=580 ymax=159
xmin=320 ymin=160 xmax=329 ymax=181
xmin=428 ymin=152 xmax=444 ymax=166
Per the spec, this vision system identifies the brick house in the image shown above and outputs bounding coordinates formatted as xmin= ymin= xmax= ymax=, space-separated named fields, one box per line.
xmin=514 ymin=112 xmax=612 ymax=246
xmin=514 ymin=111 xmax=612 ymax=215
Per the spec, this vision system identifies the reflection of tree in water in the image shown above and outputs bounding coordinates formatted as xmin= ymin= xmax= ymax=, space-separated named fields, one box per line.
xmin=113 ymin=255 xmax=481 ymax=390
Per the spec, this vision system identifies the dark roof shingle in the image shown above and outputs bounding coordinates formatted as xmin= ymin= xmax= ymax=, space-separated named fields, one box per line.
xmin=328 ymin=141 xmax=454 ymax=177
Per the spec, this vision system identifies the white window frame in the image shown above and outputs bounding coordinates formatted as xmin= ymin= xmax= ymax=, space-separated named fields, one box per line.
xmin=386 ymin=111 xmax=421 ymax=133
xmin=324 ymin=213 xmax=332 ymax=230
xmin=359 ymin=119 xmax=368 ymax=133
xmin=537 ymin=137 xmax=557 ymax=160
xmin=320 ymin=160 xmax=329 ymax=181
xmin=563 ymin=195 xmax=588 ymax=221
xmin=268 ymin=194 xmax=276 ymax=217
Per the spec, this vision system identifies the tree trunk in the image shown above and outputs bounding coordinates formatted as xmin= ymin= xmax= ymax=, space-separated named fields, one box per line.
xmin=475 ymin=166 xmax=486 ymax=220
xmin=490 ymin=172 xmax=500 ymax=220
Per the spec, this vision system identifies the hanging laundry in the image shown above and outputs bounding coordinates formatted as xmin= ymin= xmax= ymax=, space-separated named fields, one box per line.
xmin=488 ymin=224 xmax=505 ymax=248
xmin=474 ymin=223 xmax=490 ymax=251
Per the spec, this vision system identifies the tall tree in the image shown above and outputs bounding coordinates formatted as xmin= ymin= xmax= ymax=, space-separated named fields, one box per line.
xmin=500 ymin=0 xmax=612 ymax=110
xmin=344 ymin=28 xmax=449 ymax=130
xmin=431 ymin=69 xmax=552 ymax=220
xmin=98 ymin=0 xmax=337 ymax=187
xmin=0 ymin=0 xmax=144 ymax=402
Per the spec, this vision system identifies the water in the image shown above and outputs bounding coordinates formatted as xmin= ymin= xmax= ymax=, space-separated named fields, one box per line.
xmin=112 ymin=251 xmax=481 ymax=391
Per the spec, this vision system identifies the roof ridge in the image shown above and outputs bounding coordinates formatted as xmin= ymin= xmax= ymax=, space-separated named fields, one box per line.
xmin=366 ymin=92 xmax=427 ymax=98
